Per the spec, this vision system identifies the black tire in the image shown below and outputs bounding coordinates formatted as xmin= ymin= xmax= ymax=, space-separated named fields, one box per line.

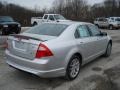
xmin=0 ymin=30 xmax=3 ymax=35
xmin=65 ymin=55 xmax=81 ymax=80
xmin=0 ymin=30 xmax=6 ymax=35
xmin=95 ymin=24 xmax=99 ymax=28
xmin=109 ymin=25 xmax=114 ymax=30
xmin=15 ymin=30 xmax=21 ymax=34
xmin=104 ymin=43 xmax=112 ymax=57
xmin=32 ymin=22 xmax=37 ymax=26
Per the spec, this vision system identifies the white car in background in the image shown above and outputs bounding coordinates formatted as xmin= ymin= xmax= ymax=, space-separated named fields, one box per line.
xmin=31 ymin=14 xmax=70 ymax=26
xmin=94 ymin=17 xmax=120 ymax=30
xmin=108 ymin=17 xmax=120 ymax=29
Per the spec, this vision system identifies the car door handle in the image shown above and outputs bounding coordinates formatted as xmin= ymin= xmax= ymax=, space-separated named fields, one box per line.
xmin=80 ymin=42 xmax=84 ymax=44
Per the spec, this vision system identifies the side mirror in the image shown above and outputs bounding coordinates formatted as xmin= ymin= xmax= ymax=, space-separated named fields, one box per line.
xmin=100 ymin=32 xmax=107 ymax=36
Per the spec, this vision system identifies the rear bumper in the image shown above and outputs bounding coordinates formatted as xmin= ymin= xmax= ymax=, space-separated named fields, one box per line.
xmin=5 ymin=50 xmax=65 ymax=78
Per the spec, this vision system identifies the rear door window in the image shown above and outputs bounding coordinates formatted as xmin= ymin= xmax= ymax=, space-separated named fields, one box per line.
xmin=75 ymin=25 xmax=90 ymax=38
xmin=44 ymin=15 xmax=48 ymax=19
xmin=98 ymin=18 xmax=104 ymax=21
xmin=87 ymin=25 xmax=101 ymax=36
xmin=49 ymin=15 xmax=55 ymax=21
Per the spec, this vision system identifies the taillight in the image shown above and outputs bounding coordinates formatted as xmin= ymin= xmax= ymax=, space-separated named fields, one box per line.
xmin=35 ymin=43 xmax=53 ymax=58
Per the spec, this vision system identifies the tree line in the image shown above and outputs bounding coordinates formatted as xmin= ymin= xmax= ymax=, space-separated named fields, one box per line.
xmin=0 ymin=0 xmax=120 ymax=26
xmin=0 ymin=2 xmax=44 ymax=26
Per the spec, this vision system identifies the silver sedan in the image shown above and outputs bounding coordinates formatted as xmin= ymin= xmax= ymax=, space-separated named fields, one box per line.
xmin=5 ymin=22 xmax=112 ymax=80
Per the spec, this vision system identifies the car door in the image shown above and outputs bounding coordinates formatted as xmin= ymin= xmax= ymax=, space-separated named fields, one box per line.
xmin=75 ymin=25 xmax=99 ymax=62
xmin=43 ymin=15 xmax=48 ymax=22
xmin=103 ymin=18 xmax=109 ymax=27
xmin=48 ymin=15 xmax=55 ymax=22
xmin=87 ymin=24 xmax=108 ymax=55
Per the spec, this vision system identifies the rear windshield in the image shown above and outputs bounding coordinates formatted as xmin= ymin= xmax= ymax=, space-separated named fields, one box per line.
xmin=25 ymin=23 xmax=68 ymax=36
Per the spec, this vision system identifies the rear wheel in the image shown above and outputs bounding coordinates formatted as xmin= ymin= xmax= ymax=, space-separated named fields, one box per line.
xmin=32 ymin=22 xmax=37 ymax=26
xmin=109 ymin=25 xmax=114 ymax=30
xmin=15 ymin=30 xmax=21 ymax=34
xmin=104 ymin=43 xmax=112 ymax=57
xmin=65 ymin=55 xmax=81 ymax=80
xmin=0 ymin=30 xmax=3 ymax=35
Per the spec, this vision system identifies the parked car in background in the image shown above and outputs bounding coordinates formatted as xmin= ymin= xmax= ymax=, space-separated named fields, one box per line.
xmin=108 ymin=17 xmax=120 ymax=29
xmin=31 ymin=14 xmax=70 ymax=26
xmin=0 ymin=16 xmax=21 ymax=35
xmin=94 ymin=17 xmax=109 ymax=29
xmin=5 ymin=22 xmax=112 ymax=80
xmin=94 ymin=17 xmax=120 ymax=30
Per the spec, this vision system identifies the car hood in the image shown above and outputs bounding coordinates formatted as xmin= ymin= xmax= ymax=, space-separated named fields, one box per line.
xmin=0 ymin=21 xmax=20 ymax=25
xmin=21 ymin=33 xmax=57 ymax=41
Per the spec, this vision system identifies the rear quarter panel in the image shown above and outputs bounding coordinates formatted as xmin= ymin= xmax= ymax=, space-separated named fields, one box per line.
xmin=42 ymin=23 xmax=83 ymax=70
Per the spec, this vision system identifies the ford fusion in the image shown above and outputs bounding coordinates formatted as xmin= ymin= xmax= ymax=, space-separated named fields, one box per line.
xmin=5 ymin=22 xmax=112 ymax=80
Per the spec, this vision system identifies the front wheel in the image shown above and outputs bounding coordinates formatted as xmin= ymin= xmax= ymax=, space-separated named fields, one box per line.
xmin=0 ymin=30 xmax=3 ymax=35
xmin=65 ymin=55 xmax=81 ymax=80
xmin=104 ymin=43 xmax=112 ymax=57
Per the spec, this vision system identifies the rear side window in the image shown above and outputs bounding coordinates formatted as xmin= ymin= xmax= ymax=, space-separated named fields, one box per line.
xmin=98 ymin=18 xmax=103 ymax=21
xmin=75 ymin=25 xmax=90 ymax=38
xmin=111 ymin=18 xmax=114 ymax=20
xmin=49 ymin=15 xmax=55 ymax=21
xmin=44 ymin=15 xmax=48 ymax=19
xmin=103 ymin=19 xmax=108 ymax=22
xmin=25 ymin=23 xmax=68 ymax=36
xmin=88 ymin=25 xmax=101 ymax=36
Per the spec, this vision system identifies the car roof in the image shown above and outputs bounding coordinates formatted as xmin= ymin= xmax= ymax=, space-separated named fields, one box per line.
xmin=44 ymin=14 xmax=60 ymax=15
xmin=44 ymin=21 xmax=92 ymax=26
xmin=109 ymin=17 xmax=120 ymax=18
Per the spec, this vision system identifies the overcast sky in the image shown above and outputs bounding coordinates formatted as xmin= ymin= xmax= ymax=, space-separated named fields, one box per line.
xmin=1 ymin=0 xmax=104 ymax=9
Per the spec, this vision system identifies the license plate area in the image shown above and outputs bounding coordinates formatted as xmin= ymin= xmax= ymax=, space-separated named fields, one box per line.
xmin=13 ymin=40 xmax=27 ymax=52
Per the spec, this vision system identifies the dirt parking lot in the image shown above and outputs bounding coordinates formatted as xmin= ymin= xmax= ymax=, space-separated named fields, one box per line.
xmin=0 ymin=28 xmax=120 ymax=90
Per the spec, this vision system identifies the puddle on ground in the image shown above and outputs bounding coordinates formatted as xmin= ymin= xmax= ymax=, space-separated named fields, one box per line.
xmin=92 ymin=67 xmax=102 ymax=72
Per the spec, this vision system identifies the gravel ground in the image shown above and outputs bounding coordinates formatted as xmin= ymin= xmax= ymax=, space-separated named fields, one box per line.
xmin=0 ymin=28 xmax=120 ymax=90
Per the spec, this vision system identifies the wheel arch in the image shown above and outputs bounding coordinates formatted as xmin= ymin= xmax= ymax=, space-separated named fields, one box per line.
xmin=65 ymin=50 xmax=83 ymax=70
xmin=73 ymin=53 xmax=83 ymax=64
xmin=32 ymin=21 xmax=37 ymax=26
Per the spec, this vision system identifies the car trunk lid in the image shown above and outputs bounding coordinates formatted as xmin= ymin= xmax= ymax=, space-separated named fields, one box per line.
xmin=7 ymin=34 xmax=56 ymax=60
